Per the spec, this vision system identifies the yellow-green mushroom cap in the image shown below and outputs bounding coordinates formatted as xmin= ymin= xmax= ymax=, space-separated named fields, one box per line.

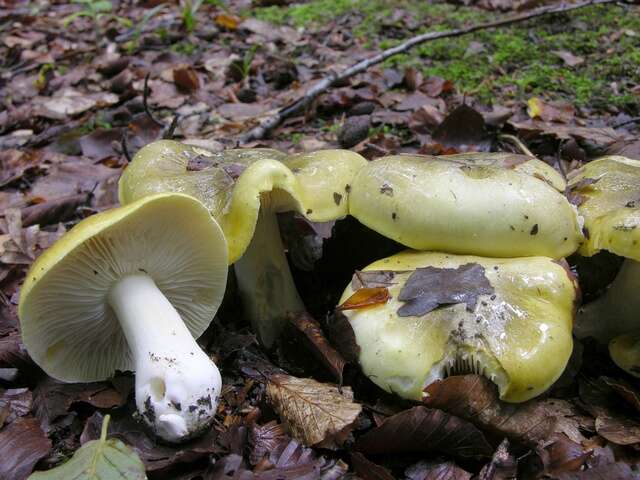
xmin=348 ymin=154 xmax=583 ymax=259
xmin=568 ymin=157 xmax=640 ymax=343
xmin=338 ymin=250 xmax=578 ymax=403
xmin=19 ymin=193 xmax=228 ymax=383
xmin=119 ymin=140 xmax=367 ymax=263
xmin=610 ymin=332 xmax=640 ymax=377
xmin=567 ymin=156 xmax=640 ymax=261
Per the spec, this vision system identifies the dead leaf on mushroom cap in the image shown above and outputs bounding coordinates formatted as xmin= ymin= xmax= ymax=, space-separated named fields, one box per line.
xmin=350 ymin=270 xmax=401 ymax=290
xmin=336 ymin=287 xmax=391 ymax=311
xmin=397 ymin=263 xmax=495 ymax=317
xmin=356 ymin=406 xmax=493 ymax=459
xmin=266 ymin=373 xmax=362 ymax=449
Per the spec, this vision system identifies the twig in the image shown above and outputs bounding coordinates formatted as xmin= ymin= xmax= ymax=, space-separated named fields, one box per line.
xmin=143 ymin=73 xmax=165 ymax=128
xmin=613 ymin=116 xmax=640 ymax=128
xmin=121 ymin=131 xmax=132 ymax=163
xmin=499 ymin=134 xmax=535 ymax=157
xmin=239 ymin=0 xmax=623 ymax=143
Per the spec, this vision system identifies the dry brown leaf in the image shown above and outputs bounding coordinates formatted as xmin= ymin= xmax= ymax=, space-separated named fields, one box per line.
xmin=266 ymin=374 xmax=362 ymax=449
xmin=215 ymin=13 xmax=240 ymax=30
xmin=424 ymin=375 xmax=588 ymax=446
xmin=527 ymin=97 xmax=575 ymax=123
xmin=336 ymin=287 xmax=390 ymax=311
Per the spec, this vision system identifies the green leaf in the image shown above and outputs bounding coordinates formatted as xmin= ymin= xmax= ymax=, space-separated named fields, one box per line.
xmin=29 ymin=415 xmax=146 ymax=480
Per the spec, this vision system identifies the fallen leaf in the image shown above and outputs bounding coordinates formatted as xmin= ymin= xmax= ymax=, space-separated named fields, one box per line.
xmin=509 ymin=120 xmax=620 ymax=149
xmin=336 ymin=287 xmax=390 ymax=311
xmin=325 ymin=312 xmax=361 ymax=364
xmin=601 ymin=377 xmax=640 ymax=414
xmin=406 ymin=460 xmax=472 ymax=480
xmin=0 ymin=388 xmax=33 ymax=425
xmin=38 ymin=89 xmax=119 ymax=120
xmin=424 ymin=375 xmax=588 ymax=446
xmin=217 ymin=103 xmax=269 ymax=121
xmin=215 ymin=13 xmax=240 ymax=30
xmin=33 ymin=378 xmax=125 ymax=433
xmin=173 ymin=65 xmax=200 ymax=93
xmin=0 ymin=416 xmax=51 ymax=480
xmin=350 ymin=452 xmax=394 ymax=480
xmin=432 ymin=104 xmax=489 ymax=151
xmin=553 ymin=50 xmax=585 ymax=67
xmin=81 ymin=411 xmax=221 ymax=472
xmin=478 ymin=438 xmax=517 ymax=480
xmin=605 ymin=139 xmax=640 ymax=160
xmin=554 ymin=462 xmax=639 ymax=479
xmin=30 ymin=415 xmax=145 ymax=479
xmin=287 ymin=312 xmax=346 ymax=382
xmin=420 ymin=76 xmax=454 ymax=97
xmin=338 ymin=115 xmax=371 ymax=148
xmin=397 ymin=263 xmax=494 ymax=317
xmin=20 ymin=193 xmax=90 ymax=227
xmin=248 ymin=421 xmax=286 ymax=466
xmin=395 ymin=92 xmax=440 ymax=112
xmin=356 ymin=406 xmax=493 ymax=459
xmin=579 ymin=377 xmax=640 ymax=446
xmin=79 ymin=128 xmax=123 ymax=160
xmin=266 ymin=374 xmax=362 ymax=448
xmin=527 ymin=97 xmax=575 ymax=123
xmin=538 ymin=434 xmax=591 ymax=475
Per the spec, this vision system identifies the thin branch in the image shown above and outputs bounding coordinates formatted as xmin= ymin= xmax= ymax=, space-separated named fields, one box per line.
xmin=239 ymin=0 xmax=624 ymax=143
xmin=613 ymin=116 xmax=640 ymax=128
xmin=499 ymin=134 xmax=535 ymax=157
xmin=143 ymin=73 xmax=165 ymax=128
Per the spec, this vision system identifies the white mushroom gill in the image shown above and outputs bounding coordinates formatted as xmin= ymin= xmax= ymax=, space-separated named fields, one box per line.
xmin=19 ymin=194 xmax=228 ymax=444
xmin=108 ymin=274 xmax=221 ymax=442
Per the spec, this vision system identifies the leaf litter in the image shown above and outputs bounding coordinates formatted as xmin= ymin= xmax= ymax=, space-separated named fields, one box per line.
xmin=1 ymin=0 xmax=640 ymax=478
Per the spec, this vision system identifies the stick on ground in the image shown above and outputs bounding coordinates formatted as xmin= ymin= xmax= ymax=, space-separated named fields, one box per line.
xmin=239 ymin=0 xmax=625 ymax=143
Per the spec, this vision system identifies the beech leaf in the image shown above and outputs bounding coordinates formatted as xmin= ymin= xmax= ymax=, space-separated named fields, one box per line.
xmin=266 ymin=374 xmax=362 ymax=449
xmin=424 ymin=375 xmax=587 ymax=446
xmin=336 ymin=287 xmax=390 ymax=311
xmin=356 ymin=406 xmax=493 ymax=459
xmin=397 ymin=263 xmax=494 ymax=317
xmin=29 ymin=415 xmax=146 ymax=480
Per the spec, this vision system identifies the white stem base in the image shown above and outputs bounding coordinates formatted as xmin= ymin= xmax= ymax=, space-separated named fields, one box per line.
xmin=108 ymin=274 xmax=221 ymax=443
xmin=234 ymin=210 xmax=304 ymax=349
xmin=576 ymin=259 xmax=640 ymax=343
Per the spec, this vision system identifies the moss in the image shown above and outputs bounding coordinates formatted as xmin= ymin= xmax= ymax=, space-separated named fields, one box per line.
xmin=253 ymin=1 xmax=639 ymax=112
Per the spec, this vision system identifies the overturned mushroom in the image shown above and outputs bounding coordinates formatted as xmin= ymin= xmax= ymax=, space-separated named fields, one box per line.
xmin=568 ymin=156 xmax=640 ymax=343
xmin=119 ymin=140 xmax=367 ymax=348
xmin=349 ymin=154 xmax=583 ymax=259
xmin=336 ymin=250 xmax=579 ymax=403
xmin=19 ymin=193 xmax=228 ymax=442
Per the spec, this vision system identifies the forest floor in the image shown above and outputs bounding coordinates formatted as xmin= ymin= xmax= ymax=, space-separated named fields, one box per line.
xmin=1 ymin=0 xmax=640 ymax=479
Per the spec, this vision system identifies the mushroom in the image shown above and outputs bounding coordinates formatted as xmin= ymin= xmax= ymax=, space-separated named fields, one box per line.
xmin=119 ymin=140 xmax=367 ymax=348
xmin=336 ymin=250 xmax=579 ymax=403
xmin=19 ymin=193 xmax=228 ymax=442
xmin=568 ymin=156 xmax=640 ymax=343
xmin=609 ymin=332 xmax=640 ymax=377
xmin=348 ymin=153 xmax=583 ymax=258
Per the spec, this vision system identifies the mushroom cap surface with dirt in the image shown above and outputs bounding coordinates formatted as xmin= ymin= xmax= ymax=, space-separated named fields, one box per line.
xmin=19 ymin=193 xmax=228 ymax=442
xmin=337 ymin=250 xmax=579 ymax=403
xmin=568 ymin=156 xmax=640 ymax=343
xmin=348 ymin=153 xmax=583 ymax=259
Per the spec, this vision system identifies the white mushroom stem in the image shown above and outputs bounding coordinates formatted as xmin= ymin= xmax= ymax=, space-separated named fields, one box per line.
xmin=233 ymin=209 xmax=305 ymax=349
xmin=108 ymin=274 xmax=221 ymax=443
xmin=575 ymin=259 xmax=640 ymax=344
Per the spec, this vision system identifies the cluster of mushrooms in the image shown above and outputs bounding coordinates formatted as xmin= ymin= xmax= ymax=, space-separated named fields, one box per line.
xmin=18 ymin=139 xmax=640 ymax=443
